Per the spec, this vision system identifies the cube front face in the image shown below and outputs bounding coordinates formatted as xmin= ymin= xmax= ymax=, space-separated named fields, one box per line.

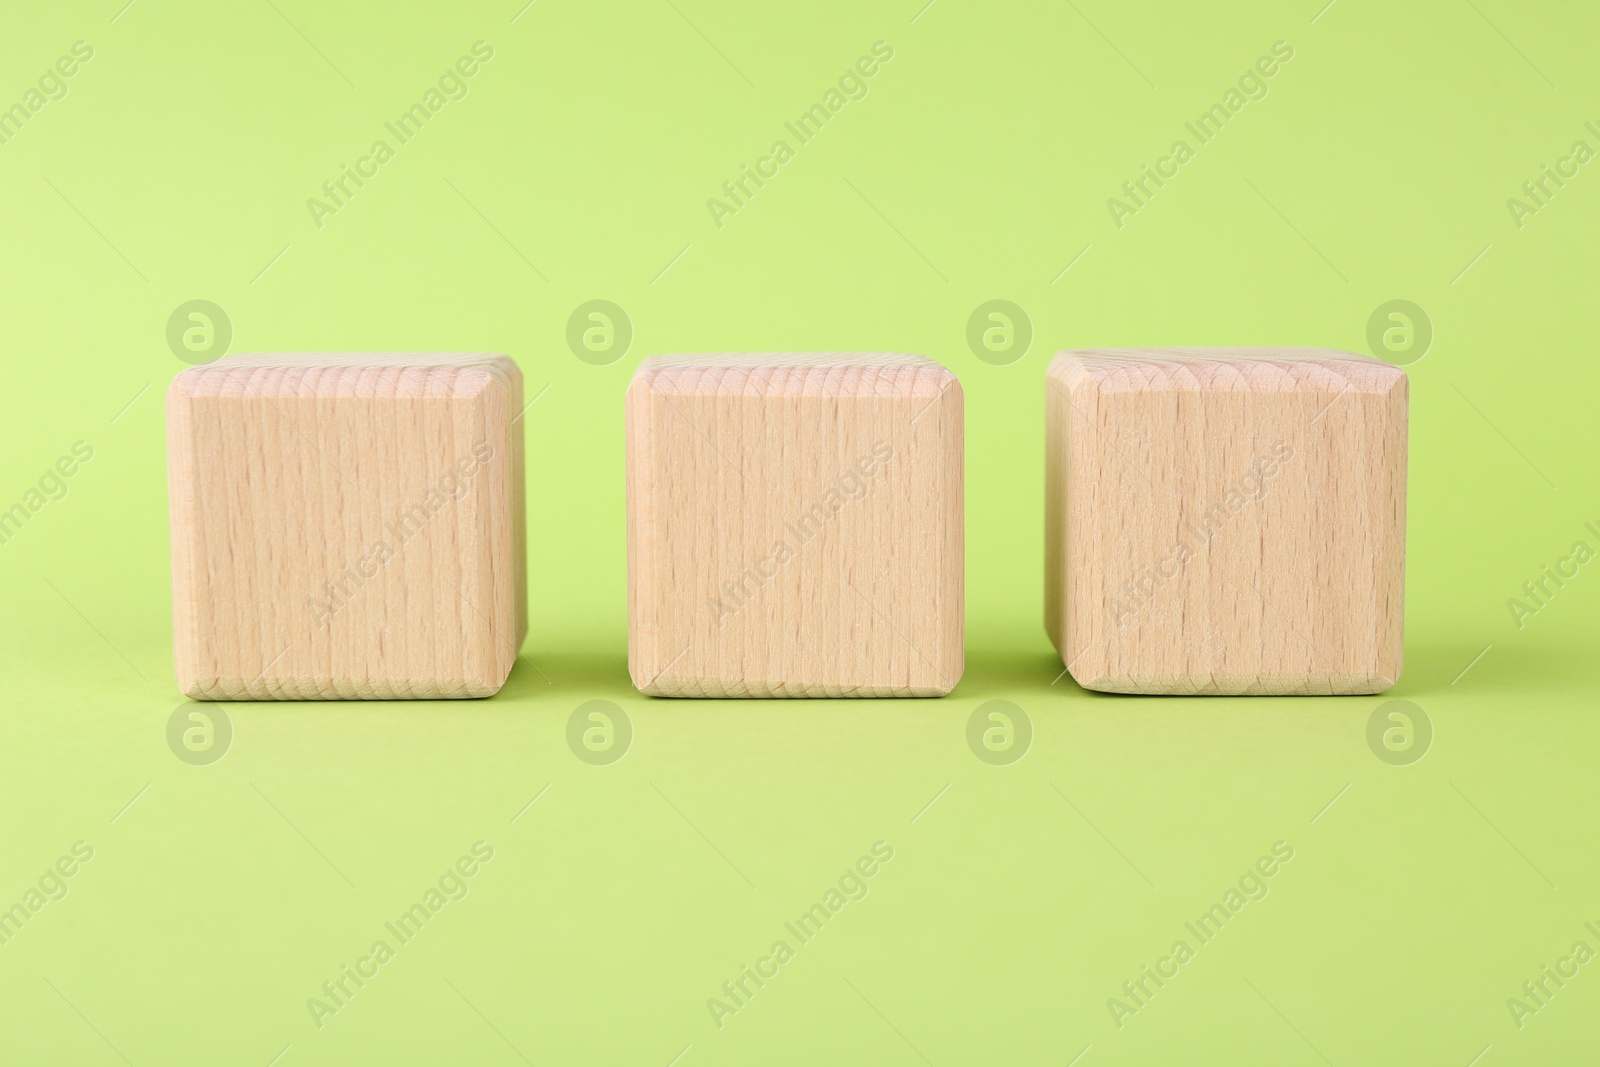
xmin=168 ymin=354 xmax=526 ymax=700
xmin=627 ymin=355 xmax=963 ymax=697
xmin=1046 ymin=349 xmax=1406 ymax=696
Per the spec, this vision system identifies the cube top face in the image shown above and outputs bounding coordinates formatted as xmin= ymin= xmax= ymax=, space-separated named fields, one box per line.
xmin=1045 ymin=347 xmax=1406 ymax=696
xmin=627 ymin=353 xmax=963 ymax=698
xmin=171 ymin=352 xmax=518 ymax=398
xmin=168 ymin=353 xmax=526 ymax=700
xmin=632 ymin=352 xmax=955 ymax=398
xmin=1053 ymin=347 xmax=1405 ymax=395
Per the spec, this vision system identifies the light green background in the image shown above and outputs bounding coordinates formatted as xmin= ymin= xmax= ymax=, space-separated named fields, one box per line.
xmin=2 ymin=0 xmax=1596 ymax=1063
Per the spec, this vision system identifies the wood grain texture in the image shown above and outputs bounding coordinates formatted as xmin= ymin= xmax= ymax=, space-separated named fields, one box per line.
xmin=1045 ymin=348 xmax=1406 ymax=696
xmin=167 ymin=353 xmax=525 ymax=700
xmin=626 ymin=354 xmax=963 ymax=697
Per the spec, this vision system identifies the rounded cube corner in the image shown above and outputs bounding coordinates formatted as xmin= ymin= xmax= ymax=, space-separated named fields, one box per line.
xmin=629 ymin=668 xmax=673 ymax=698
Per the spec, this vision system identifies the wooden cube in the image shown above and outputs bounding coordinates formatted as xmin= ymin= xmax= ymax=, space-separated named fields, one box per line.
xmin=167 ymin=353 xmax=526 ymax=700
xmin=1045 ymin=348 xmax=1406 ymax=695
xmin=626 ymin=354 xmax=963 ymax=697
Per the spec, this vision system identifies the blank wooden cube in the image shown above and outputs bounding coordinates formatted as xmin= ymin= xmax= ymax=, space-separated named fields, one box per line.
xmin=626 ymin=354 xmax=963 ymax=697
xmin=167 ymin=353 xmax=526 ymax=700
xmin=1046 ymin=348 xmax=1406 ymax=695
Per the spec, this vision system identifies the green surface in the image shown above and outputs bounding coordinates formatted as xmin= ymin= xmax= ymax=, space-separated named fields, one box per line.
xmin=1 ymin=0 xmax=1596 ymax=1063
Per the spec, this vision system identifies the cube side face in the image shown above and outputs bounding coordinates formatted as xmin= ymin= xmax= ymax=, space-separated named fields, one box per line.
xmin=1061 ymin=354 xmax=1405 ymax=695
xmin=1043 ymin=356 xmax=1078 ymax=657
xmin=492 ymin=359 xmax=528 ymax=658
xmin=627 ymin=360 xmax=963 ymax=697
xmin=168 ymin=360 xmax=521 ymax=700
